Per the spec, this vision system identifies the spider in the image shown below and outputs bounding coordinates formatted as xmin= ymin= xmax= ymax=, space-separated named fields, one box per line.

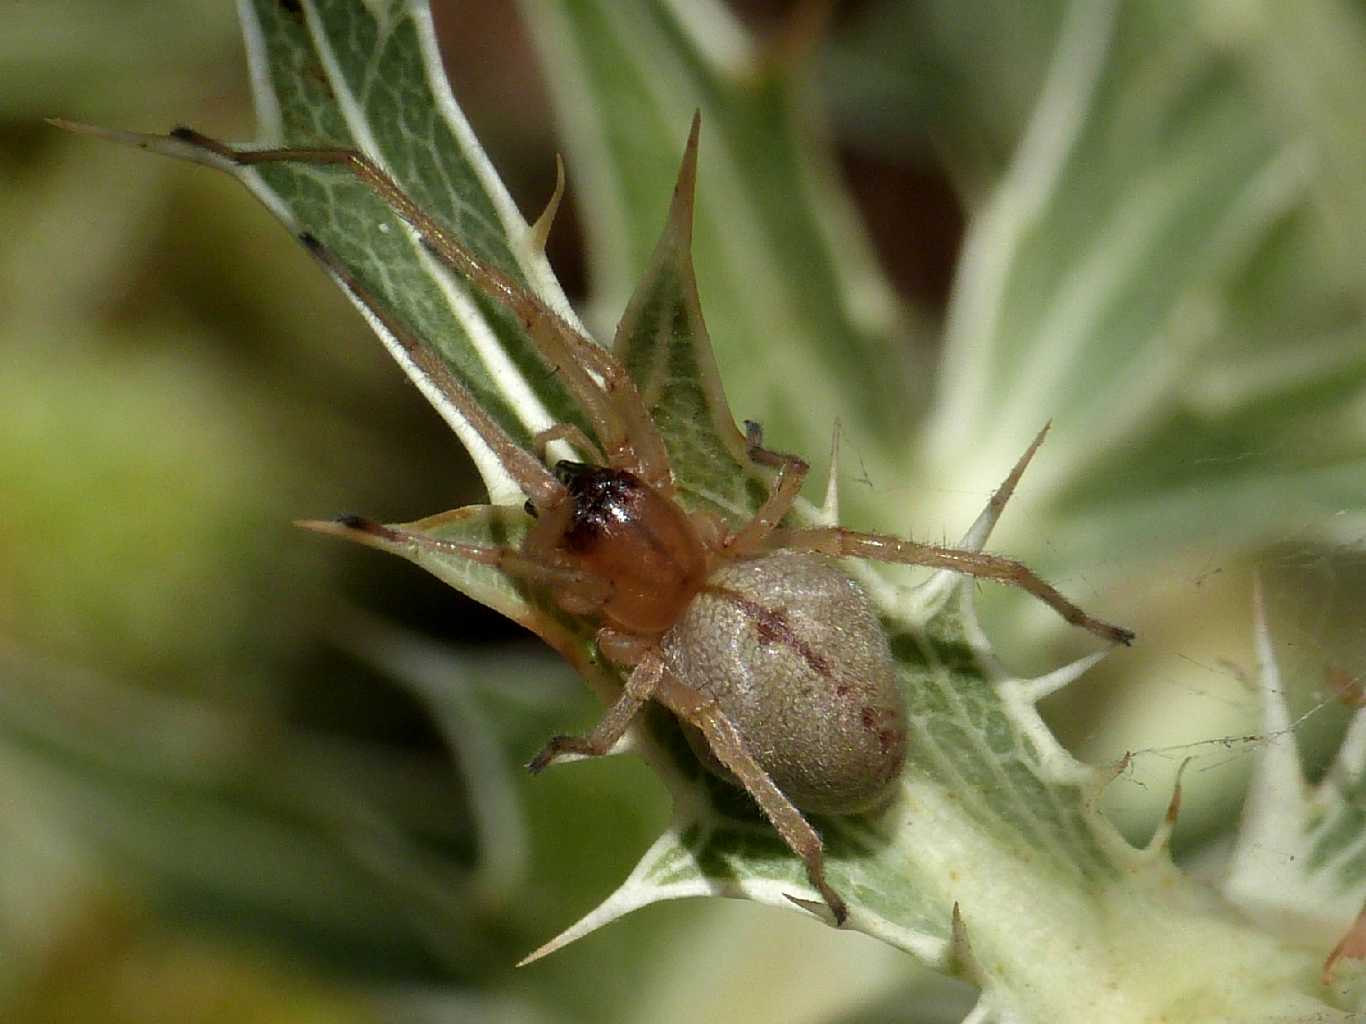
xmin=152 ymin=117 xmax=1133 ymax=925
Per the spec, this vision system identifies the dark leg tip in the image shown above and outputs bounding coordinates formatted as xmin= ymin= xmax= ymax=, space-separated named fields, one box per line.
xmin=334 ymin=513 xmax=375 ymax=531
xmin=332 ymin=514 xmax=404 ymax=543
xmin=785 ymin=888 xmax=848 ymax=925
xmin=1108 ymin=624 xmax=1137 ymax=647
xmin=825 ymin=888 xmax=849 ymax=926
xmin=526 ymin=734 xmax=597 ymax=774
xmin=526 ymin=736 xmax=567 ymax=775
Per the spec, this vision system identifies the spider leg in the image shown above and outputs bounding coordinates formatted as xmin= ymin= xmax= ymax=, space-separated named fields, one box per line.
xmin=742 ymin=419 xmax=803 ymax=469
xmin=320 ymin=515 xmax=612 ymax=606
xmin=766 ymin=526 xmax=1134 ymax=645
xmin=532 ymin=422 xmax=606 ymax=467
xmin=298 ymin=234 xmax=566 ymax=510
xmin=526 ymin=649 xmax=662 ymax=773
xmin=170 ymin=128 xmax=672 ymax=488
xmin=724 ymin=430 xmax=810 ymax=557
xmin=653 ymin=669 xmax=848 ymax=925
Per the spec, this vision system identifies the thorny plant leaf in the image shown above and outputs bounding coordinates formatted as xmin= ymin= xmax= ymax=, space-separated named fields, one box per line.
xmin=1223 ymin=585 xmax=1366 ymax=980
xmin=610 ymin=117 xmax=768 ymax=521
xmin=67 ymin=0 xmax=1366 ymax=1020
xmin=518 ymin=0 xmax=905 ymax=472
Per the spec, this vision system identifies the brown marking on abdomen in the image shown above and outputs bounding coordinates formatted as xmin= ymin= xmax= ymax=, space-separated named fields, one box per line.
xmin=704 ymin=585 xmax=834 ymax=681
xmin=861 ymin=706 xmax=903 ymax=755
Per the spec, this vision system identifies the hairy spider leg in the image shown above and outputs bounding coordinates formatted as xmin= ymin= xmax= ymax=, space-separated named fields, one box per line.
xmin=718 ymin=417 xmax=824 ymax=556
xmin=298 ymin=234 xmax=566 ymax=511
xmin=743 ymin=418 xmax=804 ymax=469
xmin=723 ymin=451 xmax=810 ymax=557
xmin=525 ymin=652 xmax=661 ymax=772
xmin=656 ymin=669 xmax=848 ymax=924
xmin=772 ymin=528 xmax=1134 ymax=645
xmin=168 ymin=127 xmax=673 ymax=491
xmin=527 ymin=650 xmax=849 ymax=924
xmin=532 ymin=422 xmax=605 ymax=467
xmin=285 ymin=246 xmax=628 ymax=614
xmin=741 ymin=424 xmax=1134 ymax=645
xmin=322 ymin=515 xmax=615 ymax=611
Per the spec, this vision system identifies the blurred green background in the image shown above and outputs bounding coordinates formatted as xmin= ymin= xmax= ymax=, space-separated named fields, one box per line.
xmin=3 ymin=1 xmax=1365 ymax=1021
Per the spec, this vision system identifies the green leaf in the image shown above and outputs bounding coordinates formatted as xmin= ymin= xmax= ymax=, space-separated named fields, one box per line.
xmin=610 ymin=115 xmax=767 ymax=519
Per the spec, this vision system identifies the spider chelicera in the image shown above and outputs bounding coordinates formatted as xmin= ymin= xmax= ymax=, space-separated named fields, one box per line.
xmin=150 ymin=117 xmax=1133 ymax=924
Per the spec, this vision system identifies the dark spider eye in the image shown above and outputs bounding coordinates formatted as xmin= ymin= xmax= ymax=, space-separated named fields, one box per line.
xmin=524 ymin=499 xmax=539 ymax=518
xmin=553 ymin=460 xmax=593 ymax=486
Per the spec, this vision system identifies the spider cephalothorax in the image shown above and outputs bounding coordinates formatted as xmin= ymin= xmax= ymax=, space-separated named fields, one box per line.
xmin=140 ymin=116 xmax=1132 ymax=926
xmin=545 ymin=461 xmax=709 ymax=635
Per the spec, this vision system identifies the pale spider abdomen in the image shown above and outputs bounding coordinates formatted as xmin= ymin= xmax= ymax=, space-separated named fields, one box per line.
xmin=662 ymin=550 xmax=906 ymax=815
